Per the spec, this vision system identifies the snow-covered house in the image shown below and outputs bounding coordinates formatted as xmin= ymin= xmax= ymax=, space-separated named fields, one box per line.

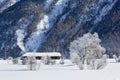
xmin=22 ymin=52 xmax=61 ymax=60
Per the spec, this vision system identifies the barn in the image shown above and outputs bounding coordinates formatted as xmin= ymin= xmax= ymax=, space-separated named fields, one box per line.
xmin=22 ymin=52 xmax=62 ymax=60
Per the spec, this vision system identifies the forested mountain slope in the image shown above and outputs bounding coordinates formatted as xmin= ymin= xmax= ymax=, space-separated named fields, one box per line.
xmin=0 ymin=0 xmax=120 ymax=58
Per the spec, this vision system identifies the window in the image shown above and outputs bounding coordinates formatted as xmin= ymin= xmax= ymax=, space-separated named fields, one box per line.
xmin=50 ymin=56 xmax=61 ymax=59
xmin=36 ymin=56 xmax=41 ymax=60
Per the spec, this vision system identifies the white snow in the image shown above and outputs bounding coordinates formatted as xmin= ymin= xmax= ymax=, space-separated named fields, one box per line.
xmin=0 ymin=0 xmax=4 ymax=3
xmin=60 ymin=11 xmax=71 ymax=22
xmin=71 ymin=2 xmax=77 ymax=8
xmin=76 ymin=0 xmax=117 ymax=28
xmin=16 ymin=29 xmax=26 ymax=52
xmin=8 ymin=0 xmax=20 ymax=6
xmin=23 ymin=52 xmax=61 ymax=57
xmin=94 ymin=0 xmax=118 ymax=24
xmin=0 ymin=59 xmax=120 ymax=80
xmin=18 ymin=15 xmax=34 ymax=29
xmin=98 ymin=0 xmax=104 ymax=4
xmin=0 ymin=0 xmax=20 ymax=12
xmin=43 ymin=0 xmax=54 ymax=10
xmin=25 ymin=0 xmax=118 ymax=52
xmin=37 ymin=15 xmax=49 ymax=30
xmin=25 ymin=31 xmax=45 ymax=52
xmin=49 ymin=0 xmax=69 ymax=20
xmin=76 ymin=15 xmax=85 ymax=27
xmin=26 ymin=0 xmax=69 ymax=52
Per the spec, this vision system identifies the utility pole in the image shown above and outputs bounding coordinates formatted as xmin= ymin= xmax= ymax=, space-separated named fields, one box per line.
xmin=4 ymin=45 xmax=8 ymax=60
xmin=4 ymin=47 xmax=6 ymax=60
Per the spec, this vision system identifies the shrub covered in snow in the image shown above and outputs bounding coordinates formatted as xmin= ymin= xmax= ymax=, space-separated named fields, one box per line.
xmin=70 ymin=33 xmax=106 ymax=70
xmin=7 ymin=57 xmax=13 ymax=63
xmin=118 ymin=56 xmax=120 ymax=62
xmin=60 ymin=57 xmax=65 ymax=64
xmin=113 ymin=54 xmax=117 ymax=62
xmin=0 ymin=58 xmax=3 ymax=60
xmin=41 ymin=56 xmax=59 ymax=65
xmin=12 ymin=58 xmax=19 ymax=64
xmin=42 ymin=56 xmax=51 ymax=65
xmin=27 ymin=56 xmax=40 ymax=70
xmin=22 ymin=58 xmax=28 ymax=65
xmin=113 ymin=55 xmax=120 ymax=63
xmin=89 ymin=55 xmax=107 ymax=70
xmin=7 ymin=57 xmax=13 ymax=60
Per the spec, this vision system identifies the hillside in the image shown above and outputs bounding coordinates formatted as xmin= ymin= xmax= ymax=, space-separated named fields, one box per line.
xmin=0 ymin=0 xmax=120 ymax=58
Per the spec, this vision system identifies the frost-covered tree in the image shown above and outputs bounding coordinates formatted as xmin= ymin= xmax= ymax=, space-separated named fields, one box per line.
xmin=22 ymin=58 xmax=28 ymax=65
xmin=60 ymin=57 xmax=65 ymax=64
xmin=7 ymin=56 xmax=13 ymax=64
xmin=27 ymin=56 xmax=40 ymax=70
xmin=42 ymin=56 xmax=51 ymax=65
xmin=118 ymin=56 xmax=120 ymax=62
xmin=113 ymin=55 xmax=120 ymax=63
xmin=70 ymin=33 xmax=106 ymax=70
xmin=7 ymin=56 xmax=13 ymax=60
xmin=12 ymin=58 xmax=19 ymax=64
xmin=113 ymin=54 xmax=118 ymax=63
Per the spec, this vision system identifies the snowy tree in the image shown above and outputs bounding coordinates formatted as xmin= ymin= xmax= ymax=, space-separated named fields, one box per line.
xmin=7 ymin=56 xmax=13 ymax=64
xmin=12 ymin=58 xmax=19 ymax=64
xmin=60 ymin=57 xmax=65 ymax=64
xmin=22 ymin=58 xmax=28 ymax=65
xmin=27 ymin=56 xmax=40 ymax=70
xmin=118 ymin=56 xmax=120 ymax=62
xmin=42 ymin=56 xmax=51 ymax=65
xmin=7 ymin=56 xmax=13 ymax=60
xmin=70 ymin=33 xmax=106 ymax=70
xmin=113 ymin=55 xmax=120 ymax=63
xmin=113 ymin=54 xmax=118 ymax=63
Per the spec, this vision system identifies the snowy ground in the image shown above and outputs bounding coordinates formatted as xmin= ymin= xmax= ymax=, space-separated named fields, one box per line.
xmin=0 ymin=59 xmax=120 ymax=80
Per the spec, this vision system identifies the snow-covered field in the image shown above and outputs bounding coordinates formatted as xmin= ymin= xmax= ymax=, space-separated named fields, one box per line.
xmin=0 ymin=59 xmax=120 ymax=80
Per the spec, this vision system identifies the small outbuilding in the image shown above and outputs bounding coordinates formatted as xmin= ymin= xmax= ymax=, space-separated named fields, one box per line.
xmin=22 ymin=52 xmax=62 ymax=60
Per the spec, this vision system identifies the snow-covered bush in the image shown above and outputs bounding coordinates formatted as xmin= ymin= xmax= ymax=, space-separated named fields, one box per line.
xmin=70 ymin=33 xmax=106 ymax=70
xmin=42 ymin=56 xmax=51 ymax=65
xmin=78 ymin=61 xmax=84 ymax=70
xmin=118 ymin=56 xmax=120 ymax=62
xmin=22 ymin=58 xmax=28 ymax=65
xmin=51 ymin=60 xmax=56 ymax=65
xmin=27 ymin=56 xmax=40 ymax=70
xmin=41 ymin=56 xmax=58 ymax=65
xmin=7 ymin=57 xmax=13 ymax=60
xmin=60 ymin=57 xmax=65 ymax=64
xmin=94 ymin=59 xmax=105 ymax=69
xmin=12 ymin=58 xmax=19 ymax=64
xmin=90 ymin=55 xmax=107 ymax=70
xmin=7 ymin=57 xmax=13 ymax=63
xmin=113 ymin=54 xmax=118 ymax=63
xmin=71 ymin=53 xmax=80 ymax=65
xmin=113 ymin=55 xmax=120 ymax=63
xmin=0 ymin=58 xmax=3 ymax=60
xmin=102 ymin=54 xmax=107 ymax=63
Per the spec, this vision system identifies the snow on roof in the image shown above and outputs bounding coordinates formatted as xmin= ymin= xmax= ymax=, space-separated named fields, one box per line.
xmin=23 ymin=52 xmax=61 ymax=57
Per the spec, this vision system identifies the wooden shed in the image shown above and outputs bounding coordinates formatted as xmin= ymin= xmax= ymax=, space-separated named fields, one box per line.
xmin=22 ymin=52 xmax=61 ymax=60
